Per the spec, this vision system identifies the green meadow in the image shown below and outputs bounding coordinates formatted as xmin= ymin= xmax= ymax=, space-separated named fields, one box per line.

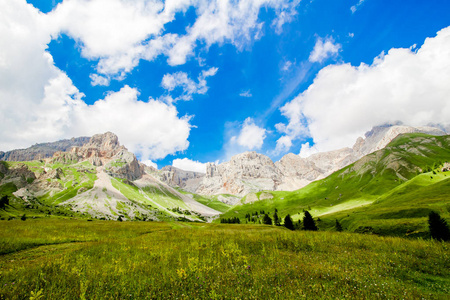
xmin=0 ymin=219 xmax=449 ymax=299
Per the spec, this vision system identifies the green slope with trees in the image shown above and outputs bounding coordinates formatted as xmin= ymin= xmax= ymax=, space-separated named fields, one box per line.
xmin=218 ymin=133 xmax=450 ymax=238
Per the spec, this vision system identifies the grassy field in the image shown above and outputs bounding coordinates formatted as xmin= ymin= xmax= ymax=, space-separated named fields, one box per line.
xmin=0 ymin=219 xmax=449 ymax=299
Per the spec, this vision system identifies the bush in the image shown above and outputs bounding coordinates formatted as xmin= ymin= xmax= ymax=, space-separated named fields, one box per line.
xmin=21 ymin=214 xmax=26 ymax=221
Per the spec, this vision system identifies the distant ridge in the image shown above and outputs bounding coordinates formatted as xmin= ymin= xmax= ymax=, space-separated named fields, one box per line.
xmin=0 ymin=137 xmax=90 ymax=161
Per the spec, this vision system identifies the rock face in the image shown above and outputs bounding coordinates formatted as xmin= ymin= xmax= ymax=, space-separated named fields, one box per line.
xmin=71 ymin=132 xmax=145 ymax=181
xmin=0 ymin=137 xmax=89 ymax=161
xmin=0 ymin=164 xmax=36 ymax=189
xmin=168 ymin=124 xmax=448 ymax=197
xmin=159 ymin=166 xmax=205 ymax=193
xmin=197 ymin=152 xmax=281 ymax=196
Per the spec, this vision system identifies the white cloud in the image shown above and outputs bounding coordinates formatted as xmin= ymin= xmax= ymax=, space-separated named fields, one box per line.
xmin=309 ymin=36 xmax=341 ymax=63
xmin=90 ymin=74 xmax=110 ymax=86
xmin=161 ymin=67 xmax=218 ymax=102
xmin=278 ymin=26 xmax=450 ymax=155
xmin=231 ymin=118 xmax=266 ymax=150
xmin=172 ymin=158 xmax=207 ymax=173
xmin=239 ymin=90 xmax=252 ymax=97
xmin=282 ymin=60 xmax=293 ymax=71
xmin=141 ymin=160 xmax=158 ymax=170
xmin=0 ymin=1 xmax=191 ymax=160
xmin=71 ymin=86 xmax=192 ymax=160
xmin=45 ymin=0 xmax=300 ymax=77
xmin=275 ymin=135 xmax=292 ymax=153
xmin=351 ymin=0 xmax=366 ymax=14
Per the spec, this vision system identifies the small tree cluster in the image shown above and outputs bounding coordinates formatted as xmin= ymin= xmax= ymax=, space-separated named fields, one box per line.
xmin=220 ymin=217 xmax=240 ymax=224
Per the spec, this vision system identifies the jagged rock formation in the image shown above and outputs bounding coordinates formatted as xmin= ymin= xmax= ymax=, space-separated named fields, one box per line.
xmin=159 ymin=166 xmax=205 ymax=192
xmin=0 ymin=163 xmax=36 ymax=189
xmin=70 ymin=132 xmax=144 ymax=181
xmin=0 ymin=137 xmax=89 ymax=161
xmin=171 ymin=124 xmax=448 ymax=197
xmin=197 ymin=152 xmax=281 ymax=196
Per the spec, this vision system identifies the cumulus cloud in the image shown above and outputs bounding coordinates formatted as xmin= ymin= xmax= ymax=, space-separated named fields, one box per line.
xmin=161 ymin=67 xmax=218 ymax=102
xmin=44 ymin=0 xmax=300 ymax=79
xmin=231 ymin=118 xmax=266 ymax=150
xmin=0 ymin=1 xmax=191 ymax=160
xmin=277 ymin=26 xmax=450 ymax=156
xmin=172 ymin=158 xmax=207 ymax=173
xmin=141 ymin=160 xmax=158 ymax=170
xmin=309 ymin=36 xmax=341 ymax=63
xmin=71 ymin=86 xmax=192 ymax=160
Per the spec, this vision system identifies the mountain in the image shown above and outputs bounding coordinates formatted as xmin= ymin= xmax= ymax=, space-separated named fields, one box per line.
xmin=0 ymin=137 xmax=90 ymax=161
xmin=0 ymin=132 xmax=222 ymax=221
xmin=159 ymin=124 xmax=447 ymax=197
xmin=218 ymin=133 xmax=450 ymax=237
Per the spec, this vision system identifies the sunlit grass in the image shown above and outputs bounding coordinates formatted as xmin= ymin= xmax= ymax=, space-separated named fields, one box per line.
xmin=0 ymin=219 xmax=449 ymax=299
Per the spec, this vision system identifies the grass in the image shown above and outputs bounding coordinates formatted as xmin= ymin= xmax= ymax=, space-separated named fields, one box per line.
xmin=0 ymin=219 xmax=448 ymax=299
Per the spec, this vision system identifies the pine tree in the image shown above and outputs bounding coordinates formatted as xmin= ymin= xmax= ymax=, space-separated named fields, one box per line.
xmin=335 ymin=219 xmax=343 ymax=232
xmin=21 ymin=214 xmax=26 ymax=221
xmin=284 ymin=214 xmax=294 ymax=230
xmin=303 ymin=211 xmax=317 ymax=231
xmin=428 ymin=211 xmax=450 ymax=241
xmin=117 ymin=216 xmax=123 ymax=222
xmin=263 ymin=214 xmax=272 ymax=225
xmin=273 ymin=209 xmax=280 ymax=226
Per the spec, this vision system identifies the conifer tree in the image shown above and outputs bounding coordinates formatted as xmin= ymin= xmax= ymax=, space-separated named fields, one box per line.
xmin=335 ymin=219 xmax=343 ymax=232
xmin=273 ymin=208 xmax=280 ymax=226
xmin=263 ymin=214 xmax=272 ymax=225
xmin=284 ymin=214 xmax=294 ymax=230
xmin=428 ymin=211 xmax=450 ymax=241
xmin=303 ymin=211 xmax=317 ymax=231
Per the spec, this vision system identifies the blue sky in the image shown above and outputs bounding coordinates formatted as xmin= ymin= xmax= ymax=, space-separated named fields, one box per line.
xmin=1 ymin=0 xmax=450 ymax=172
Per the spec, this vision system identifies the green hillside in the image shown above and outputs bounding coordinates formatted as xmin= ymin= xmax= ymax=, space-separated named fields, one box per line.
xmin=218 ymin=133 xmax=450 ymax=238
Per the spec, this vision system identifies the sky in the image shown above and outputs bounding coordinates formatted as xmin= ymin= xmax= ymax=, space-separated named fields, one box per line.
xmin=1 ymin=0 xmax=450 ymax=172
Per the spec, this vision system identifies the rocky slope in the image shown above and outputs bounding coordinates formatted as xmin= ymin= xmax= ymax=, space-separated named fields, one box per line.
xmin=0 ymin=137 xmax=89 ymax=161
xmin=166 ymin=124 xmax=447 ymax=197
xmin=1 ymin=132 xmax=220 ymax=221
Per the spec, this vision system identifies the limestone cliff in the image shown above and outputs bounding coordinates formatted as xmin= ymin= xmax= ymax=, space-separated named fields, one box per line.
xmin=0 ymin=137 xmax=89 ymax=161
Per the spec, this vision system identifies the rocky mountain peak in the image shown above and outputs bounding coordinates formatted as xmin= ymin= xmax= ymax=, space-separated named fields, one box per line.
xmin=83 ymin=132 xmax=121 ymax=152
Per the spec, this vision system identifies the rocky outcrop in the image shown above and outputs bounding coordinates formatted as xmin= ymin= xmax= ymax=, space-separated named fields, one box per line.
xmin=0 ymin=137 xmax=89 ymax=161
xmin=104 ymin=149 xmax=144 ymax=181
xmin=0 ymin=164 xmax=36 ymax=189
xmin=159 ymin=166 xmax=205 ymax=192
xmin=69 ymin=132 xmax=145 ymax=181
xmin=196 ymin=152 xmax=281 ymax=196
xmin=50 ymin=151 xmax=81 ymax=164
